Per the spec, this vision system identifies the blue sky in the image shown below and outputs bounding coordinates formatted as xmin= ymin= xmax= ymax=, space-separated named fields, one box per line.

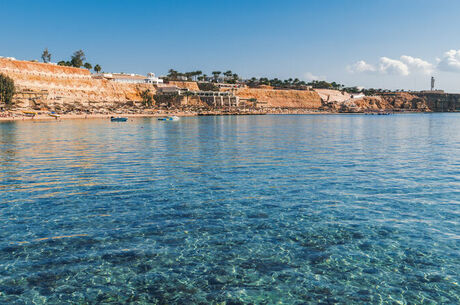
xmin=1 ymin=0 xmax=460 ymax=91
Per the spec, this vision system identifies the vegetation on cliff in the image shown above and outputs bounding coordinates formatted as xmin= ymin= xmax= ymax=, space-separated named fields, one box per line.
xmin=94 ymin=64 xmax=102 ymax=73
xmin=153 ymin=92 xmax=181 ymax=108
xmin=197 ymin=82 xmax=219 ymax=91
xmin=140 ymin=89 xmax=154 ymax=107
xmin=41 ymin=48 xmax=51 ymax=63
xmin=0 ymin=73 xmax=15 ymax=106
xmin=56 ymin=49 xmax=98 ymax=72
xmin=165 ymin=69 xmax=240 ymax=83
xmin=166 ymin=69 xmax=204 ymax=82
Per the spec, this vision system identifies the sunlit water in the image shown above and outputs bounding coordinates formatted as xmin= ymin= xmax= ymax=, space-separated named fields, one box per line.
xmin=0 ymin=114 xmax=459 ymax=304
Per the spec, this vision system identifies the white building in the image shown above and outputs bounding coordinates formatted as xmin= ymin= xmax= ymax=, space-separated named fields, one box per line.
xmin=145 ymin=72 xmax=163 ymax=85
xmin=99 ymin=72 xmax=164 ymax=84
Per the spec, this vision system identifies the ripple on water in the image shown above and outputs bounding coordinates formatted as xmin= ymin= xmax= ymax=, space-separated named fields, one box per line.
xmin=0 ymin=115 xmax=460 ymax=304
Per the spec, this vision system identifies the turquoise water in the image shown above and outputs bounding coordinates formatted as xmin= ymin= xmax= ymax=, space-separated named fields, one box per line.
xmin=0 ymin=114 xmax=459 ymax=304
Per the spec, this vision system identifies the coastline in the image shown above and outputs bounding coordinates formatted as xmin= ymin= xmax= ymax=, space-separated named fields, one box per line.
xmin=0 ymin=109 xmax=333 ymax=122
xmin=0 ymin=107 xmax=433 ymax=122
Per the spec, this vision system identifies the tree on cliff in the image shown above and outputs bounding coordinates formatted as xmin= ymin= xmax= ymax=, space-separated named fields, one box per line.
xmin=41 ymin=48 xmax=51 ymax=63
xmin=83 ymin=63 xmax=92 ymax=70
xmin=94 ymin=64 xmax=102 ymax=73
xmin=223 ymin=70 xmax=233 ymax=81
xmin=140 ymin=89 xmax=154 ymax=107
xmin=195 ymin=70 xmax=202 ymax=81
xmin=212 ymin=71 xmax=221 ymax=82
xmin=70 ymin=50 xmax=86 ymax=68
xmin=167 ymin=69 xmax=179 ymax=80
xmin=0 ymin=74 xmax=16 ymax=106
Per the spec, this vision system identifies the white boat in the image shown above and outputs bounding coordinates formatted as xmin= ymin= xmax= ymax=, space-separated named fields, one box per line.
xmin=158 ymin=116 xmax=180 ymax=121
xmin=48 ymin=112 xmax=60 ymax=118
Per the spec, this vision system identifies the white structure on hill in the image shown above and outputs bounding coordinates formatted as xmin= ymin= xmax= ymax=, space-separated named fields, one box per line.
xmin=97 ymin=72 xmax=164 ymax=84
xmin=145 ymin=72 xmax=163 ymax=84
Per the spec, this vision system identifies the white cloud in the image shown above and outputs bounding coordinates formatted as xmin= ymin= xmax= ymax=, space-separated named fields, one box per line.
xmin=347 ymin=49 xmax=460 ymax=78
xmin=348 ymin=56 xmax=433 ymax=76
xmin=379 ymin=57 xmax=409 ymax=76
xmin=400 ymin=55 xmax=433 ymax=75
xmin=304 ymin=72 xmax=325 ymax=81
xmin=347 ymin=60 xmax=376 ymax=73
xmin=437 ymin=49 xmax=460 ymax=72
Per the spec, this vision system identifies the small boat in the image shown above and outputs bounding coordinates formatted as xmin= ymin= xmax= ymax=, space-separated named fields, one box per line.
xmin=110 ymin=116 xmax=128 ymax=122
xmin=22 ymin=110 xmax=37 ymax=117
xmin=158 ymin=116 xmax=180 ymax=121
xmin=48 ymin=112 xmax=60 ymax=119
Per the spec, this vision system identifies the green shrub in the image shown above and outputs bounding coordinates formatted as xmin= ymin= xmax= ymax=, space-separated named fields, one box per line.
xmin=0 ymin=74 xmax=15 ymax=106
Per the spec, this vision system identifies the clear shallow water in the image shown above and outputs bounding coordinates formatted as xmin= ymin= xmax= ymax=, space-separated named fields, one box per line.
xmin=0 ymin=114 xmax=459 ymax=304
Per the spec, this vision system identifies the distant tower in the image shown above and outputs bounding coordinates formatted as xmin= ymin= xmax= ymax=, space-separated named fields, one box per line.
xmin=431 ymin=76 xmax=435 ymax=91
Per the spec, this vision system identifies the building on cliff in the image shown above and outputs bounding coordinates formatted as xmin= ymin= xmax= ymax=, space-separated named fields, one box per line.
xmin=97 ymin=72 xmax=163 ymax=85
xmin=145 ymin=73 xmax=164 ymax=85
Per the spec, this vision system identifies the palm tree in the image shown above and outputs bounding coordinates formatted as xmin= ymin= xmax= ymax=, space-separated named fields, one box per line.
xmin=195 ymin=70 xmax=202 ymax=81
xmin=223 ymin=70 xmax=232 ymax=81
xmin=212 ymin=71 xmax=221 ymax=83
xmin=168 ymin=69 xmax=178 ymax=80
xmin=94 ymin=64 xmax=102 ymax=73
xmin=184 ymin=72 xmax=193 ymax=81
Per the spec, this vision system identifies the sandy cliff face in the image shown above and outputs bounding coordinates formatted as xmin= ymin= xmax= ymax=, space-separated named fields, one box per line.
xmin=0 ymin=58 xmax=154 ymax=111
xmin=314 ymin=89 xmax=352 ymax=103
xmin=235 ymin=88 xmax=322 ymax=108
xmin=167 ymin=81 xmax=200 ymax=91
xmin=320 ymin=91 xmax=430 ymax=112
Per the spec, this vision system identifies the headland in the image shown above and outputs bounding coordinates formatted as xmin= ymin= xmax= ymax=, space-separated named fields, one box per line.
xmin=1 ymin=57 xmax=460 ymax=121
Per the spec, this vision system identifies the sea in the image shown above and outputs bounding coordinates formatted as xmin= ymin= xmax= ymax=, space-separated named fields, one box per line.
xmin=0 ymin=114 xmax=459 ymax=304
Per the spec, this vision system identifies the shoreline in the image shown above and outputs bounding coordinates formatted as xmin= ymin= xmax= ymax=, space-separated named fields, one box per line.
xmin=0 ymin=109 xmax=320 ymax=122
xmin=0 ymin=109 xmax=434 ymax=122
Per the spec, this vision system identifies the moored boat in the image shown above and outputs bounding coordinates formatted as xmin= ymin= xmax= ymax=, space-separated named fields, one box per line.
xmin=48 ymin=112 xmax=60 ymax=118
xmin=110 ymin=116 xmax=128 ymax=122
xmin=22 ymin=110 xmax=37 ymax=117
xmin=158 ymin=116 xmax=180 ymax=121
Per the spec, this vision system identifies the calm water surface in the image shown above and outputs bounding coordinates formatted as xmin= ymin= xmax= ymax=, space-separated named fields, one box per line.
xmin=0 ymin=114 xmax=459 ymax=304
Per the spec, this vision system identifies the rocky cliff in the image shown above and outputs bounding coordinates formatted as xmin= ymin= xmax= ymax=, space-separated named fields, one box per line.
xmin=235 ymin=88 xmax=322 ymax=108
xmin=3 ymin=58 xmax=458 ymax=114
xmin=412 ymin=92 xmax=460 ymax=112
xmin=167 ymin=81 xmax=200 ymax=91
xmin=321 ymin=92 xmax=431 ymax=112
xmin=0 ymin=58 xmax=154 ymax=112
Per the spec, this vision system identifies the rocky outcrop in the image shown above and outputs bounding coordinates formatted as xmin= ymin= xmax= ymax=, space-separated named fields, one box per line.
xmin=321 ymin=92 xmax=431 ymax=113
xmin=413 ymin=92 xmax=460 ymax=112
xmin=379 ymin=92 xmax=429 ymax=111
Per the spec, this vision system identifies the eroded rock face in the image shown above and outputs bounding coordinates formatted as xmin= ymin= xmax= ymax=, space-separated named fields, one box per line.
xmin=380 ymin=93 xmax=429 ymax=111
xmin=320 ymin=92 xmax=431 ymax=113
xmin=235 ymin=88 xmax=322 ymax=108
xmin=0 ymin=58 xmax=155 ymax=111
xmin=167 ymin=81 xmax=200 ymax=91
